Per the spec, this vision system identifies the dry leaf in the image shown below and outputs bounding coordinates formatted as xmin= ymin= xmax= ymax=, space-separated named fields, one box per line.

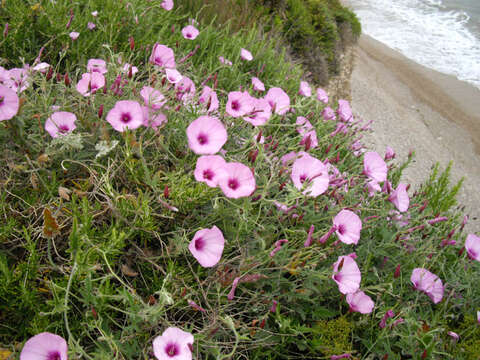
xmin=73 ymin=189 xmax=87 ymax=197
xmin=30 ymin=173 xmax=39 ymax=190
xmin=0 ymin=349 xmax=12 ymax=360
xmin=58 ymin=186 xmax=71 ymax=201
xmin=121 ymin=264 xmax=138 ymax=277
xmin=42 ymin=208 xmax=60 ymax=238
xmin=37 ymin=153 xmax=49 ymax=164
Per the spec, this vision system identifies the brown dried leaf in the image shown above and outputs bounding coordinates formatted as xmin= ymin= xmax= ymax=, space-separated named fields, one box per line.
xmin=30 ymin=173 xmax=39 ymax=190
xmin=43 ymin=208 xmax=60 ymax=238
xmin=37 ymin=153 xmax=50 ymax=164
xmin=121 ymin=264 xmax=138 ymax=277
xmin=58 ymin=186 xmax=71 ymax=201
xmin=73 ymin=189 xmax=87 ymax=197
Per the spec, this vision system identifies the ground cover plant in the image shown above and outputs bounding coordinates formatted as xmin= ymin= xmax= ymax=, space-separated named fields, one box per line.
xmin=1 ymin=1 xmax=479 ymax=359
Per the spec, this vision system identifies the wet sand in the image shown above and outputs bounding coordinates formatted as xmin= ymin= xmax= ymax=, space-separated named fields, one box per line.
xmin=350 ymin=35 xmax=480 ymax=232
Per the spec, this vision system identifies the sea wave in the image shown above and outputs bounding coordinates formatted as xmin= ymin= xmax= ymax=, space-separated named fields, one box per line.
xmin=349 ymin=0 xmax=480 ymax=88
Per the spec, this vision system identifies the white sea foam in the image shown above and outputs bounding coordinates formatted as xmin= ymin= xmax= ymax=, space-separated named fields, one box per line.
xmin=348 ymin=0 xmax=480 ymax=89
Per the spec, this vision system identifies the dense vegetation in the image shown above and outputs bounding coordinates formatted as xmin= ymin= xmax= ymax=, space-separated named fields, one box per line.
xmin=1 ymin=1 xmax=478 ymax=359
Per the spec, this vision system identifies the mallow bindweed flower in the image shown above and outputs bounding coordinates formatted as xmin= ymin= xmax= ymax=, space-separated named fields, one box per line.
xmin=465 ymin=234 xmax=480 ymax=262
xmin=45 ymin=111 xmax=77 ymax=138
xmin=332 ymin=255 xmax=361 ymax=294
xmin=153 ymin=327 xmax=193 ymax=360
xmin=252 ymin=77 xmax=265 ymax=92
xmin=0 ymin=84 xmax=20 ymax=121
xmin=181 ymin=25 xmax=199 ymax=40
xmin=265 ymin=87 xmax=290 ymax=115
xmin=363 ymin=151 xmax=387 ymax=183
xmin=218 ymin=56 xmax=232 ymax=66
xmin=142 ymin=107 xmax=167 ymax=130
xmin=188 ymin=226 xmax=225 ymax=267
xmin=194 ymin=155 xmax=226 ymax=187
xmin=87 ymin=22 xmax=96 ymax=30
xmin=243 ymin=98 xmax=272 ymax=126
xmin=140 ymin=86 xmax=166 ymax=110
xmin=411 ymin=268 xmax=444 ymax=304
xmin=175 ymin=76 xmax=196 ymax=104
xmin=299 ymin=81 xmax=312 ymax=97
xmin=226 ymin=91 xmax=254 ymax=118
xmin=333 ymin=209 xmax=362 ymax=245
xmin=165 ymin=68 xmax=183 ymax=84
xmin=186 ymin=116 xmax=227 ymax=155
xmin=87 ymin=59 xmax=107 ymax=74
xmin=198 ymin=86 xmax=219 ymax=113
xmin=20 ymin=332 xmax=68 ymax=360
xmin=322 ymin=106 xmax=336 ymax=121
xmin=346 ymin=290 xmax=374 ymax=314
xmin=161 ymin=0 xmax=174 ymax=11
xmin=69 ymin=31 xmax=80 ymax=40
xmin=338 ymin=99 xmax=353 ymax=122
xmin=106 ymin=100 xmax=144 ymax=132
xmin=3 ymin=68 xmax=30 ymax=93
xmin=316 ymin=88 xmax=328 ymax=103
xmin=291 ymin=152 xmax=329 ymax=197
xmin=240 ymin=48 xmax=253 ymax=61
xmin=388 ymin=183 xmax=409 ymax=212
xmin=76 ymin=72 xmax=105 ymax=96
xmin=150 ymin=44 xmax=176 ymax=68
xmin=218 ymin=162 xmax=256 ymax=199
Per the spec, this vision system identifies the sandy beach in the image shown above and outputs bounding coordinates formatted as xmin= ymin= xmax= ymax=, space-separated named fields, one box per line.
xmin=350 ymin=34 xmax=480 ymax=233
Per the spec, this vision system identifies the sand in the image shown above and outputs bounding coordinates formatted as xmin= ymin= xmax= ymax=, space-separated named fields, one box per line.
xmin=349 ymin=35 xmax=480 ymax=233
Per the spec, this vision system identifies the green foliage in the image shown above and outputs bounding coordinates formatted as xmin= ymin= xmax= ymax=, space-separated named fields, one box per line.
xmin=420 ymin=162 xmax=464 ymax=214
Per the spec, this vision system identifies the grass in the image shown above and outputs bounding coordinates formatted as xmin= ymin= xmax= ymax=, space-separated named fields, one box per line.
xmin=0 ymin=0 xmax=479 ymax=359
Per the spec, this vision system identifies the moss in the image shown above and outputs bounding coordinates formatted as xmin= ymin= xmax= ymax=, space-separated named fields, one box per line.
xmin=311 ymin=316 xmax=353 ymax=356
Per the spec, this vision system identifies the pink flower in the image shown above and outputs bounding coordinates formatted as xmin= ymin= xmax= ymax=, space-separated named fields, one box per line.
xmin=296 ymin=117 xmax=318 ymax=148
xmin=165 ymin=68 xmax=183 ymax=84
xmin=366 ymin=180 xmax=381 ymax=197
xmin=240 ymin=48 xmax=253 ymax=61
xmin=32 ymin=62 xmax=50 ymax=73
xmin=194 ymin=155 xmax=226 ymax=187
xmin=411 ymin=268 xmax=444 ymax=304
xmin=161 ymin=0 xmax=174 ymax=11
xmin=225 ymin=91 xmax=254 ymax=118
xmin=20 ymin=332 xmax=68 ymax=360
xmin=316 ymin=88 xmax=328 ymax=103
xmin=45 ymin=111 xmax=77 ymax=138
xmin=175 ymin=76 xmax=196 ymax=104
xmin=447 ymin=331 xmax=459 ymax=340
xmin=3 ymin=68 xmax=30 ymax=93
xmin=189 ymin=226 xmax=225 ymax=267
xmin=477 ymin=311 xmax=480 ymax=325
xmin=265 ymin=87 xmax=290 ymax=115
xmin=218 ymin=162 xmax=256 ymax=199
xmin=91 ymin=10 xmax=98 ymax=17
xmin=346 ymin=290 xmax=374 ymax=314
xmin=291 ymin=152 xmax=329 ymax=197
xmin=142 ymin=107 xmax=167 ymax=129
xmin=379 ymin=310 xmax=395 ymax=328
xmin=87 ymin=22 xmax=96 ymax=30
xmin=252 ymin=77 xmax=265 ymax=92
xmin=299 ymin=81 xmax=312 ymax=97
xmin=140 ymin=86 xmax=166 ymax=110
xmin=75 ymin=72 xmax=105 ymax=96
xmin=243 ymin=98 xmax=272 ymax=126
xmin=338 ymin=99 xmax=353 ymax=122
xmin=385 ymin=146 xmax=395 ymax=160
xmin=122 ymin=63 xmax=139 ymax=76
xmin=0 ymin=84 xmax=19 ymax=121
xmin=186 ymin=116 xmax=227 ymax=155
xmin=363 ymin=151 xmax=387 ymax=183
xmin=182 ymin=25 xmax=199 ymax=40
xmin=331 ymin=354 xmax=351 ymax=360
xmin=198 ymin=86 xmax=219 ymax=113
xmin=333 ymin=209 xmax=362 ymax=245
xmin=69 ymin=31 xmax=80 ymax=40
xmin=153 ymin=327 xmax=193 ymax=360
xmin=281 ymin=151 xmax=297 ymax=165
xmin=87 ymin=59 xmax=107 ymax=74
xmin=150 ymin=44 xmax=176 ymax=68
xmin=106 ymin=100 xmax=144 ymax=132
xmin=218 ymin=56 xmax=232 ymax=66
xmin=322 ymin=106 xmax=336 ymax=121
xmin=465 ymin=234 xmax=480 ymax=262
xmin=332 ymin=255 xmax=361 ymax=294
xmin=388 ymin=183 xmax=409 ymax=212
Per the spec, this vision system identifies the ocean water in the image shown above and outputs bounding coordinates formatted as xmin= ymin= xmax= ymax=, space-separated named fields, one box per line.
xmin=346 ymin=0 xmax=480 ymax=89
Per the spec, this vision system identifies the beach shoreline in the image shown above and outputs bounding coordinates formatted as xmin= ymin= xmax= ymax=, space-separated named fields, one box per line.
xmin=349 ymin=34 xmax=480 ymax=232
